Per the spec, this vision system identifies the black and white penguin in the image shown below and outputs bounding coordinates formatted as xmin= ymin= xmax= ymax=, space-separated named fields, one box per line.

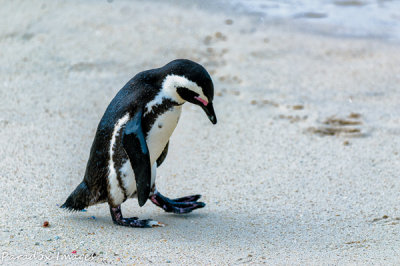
xmin=61 ymin=59 xmax=217 ymax=227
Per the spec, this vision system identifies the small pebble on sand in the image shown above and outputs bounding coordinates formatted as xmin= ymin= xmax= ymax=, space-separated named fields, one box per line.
xmin=225 ymin=19 xmax=233 ymax=25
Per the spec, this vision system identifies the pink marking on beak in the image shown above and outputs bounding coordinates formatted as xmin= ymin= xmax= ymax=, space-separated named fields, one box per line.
xmin=194 ymin=96 xmax=208 ymax=106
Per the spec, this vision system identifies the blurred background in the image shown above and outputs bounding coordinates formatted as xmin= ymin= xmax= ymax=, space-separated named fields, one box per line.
xmin=219 ymin=0 xmax=400 ymax=40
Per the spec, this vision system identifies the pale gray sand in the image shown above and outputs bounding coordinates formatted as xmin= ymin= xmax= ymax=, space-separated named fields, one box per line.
xmin=1 ymin=0 xmax=400 ymax=264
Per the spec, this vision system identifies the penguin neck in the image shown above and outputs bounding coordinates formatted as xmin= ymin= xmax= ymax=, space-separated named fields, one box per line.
xmin=160 ymin=74 xmax=189 ymax=105
xmin=144 ymin=75 xmax=187 ymax=115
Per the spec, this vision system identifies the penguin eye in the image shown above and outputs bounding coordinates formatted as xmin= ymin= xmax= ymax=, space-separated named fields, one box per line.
xmin=176 ymin=87 xmax=198 ymax=103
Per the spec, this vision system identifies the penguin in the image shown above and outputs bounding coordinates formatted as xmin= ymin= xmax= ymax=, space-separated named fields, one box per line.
xmin=61 ymin=59 xmax=217 ymax=228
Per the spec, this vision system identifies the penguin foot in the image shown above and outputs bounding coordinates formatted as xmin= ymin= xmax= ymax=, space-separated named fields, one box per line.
xmin=172 ymin=194 xmax=202 ymax=202
xmin=109 ymin=205 xmax=164 ymax=228
xmin=150 ymin=191 xmax=205 ymax=214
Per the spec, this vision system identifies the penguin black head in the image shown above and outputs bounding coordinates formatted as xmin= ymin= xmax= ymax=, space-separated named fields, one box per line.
xmin=158 ymin=59 xmax=217 ymax=124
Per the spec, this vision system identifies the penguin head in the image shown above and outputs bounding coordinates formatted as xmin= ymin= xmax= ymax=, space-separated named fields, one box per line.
xmin=161 ymin=59 xmax=217 ymax=124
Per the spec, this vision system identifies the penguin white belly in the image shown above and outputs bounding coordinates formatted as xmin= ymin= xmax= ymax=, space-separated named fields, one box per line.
xmin=119 ymin=160 xmax=136 ymax=197
xmin=117 ymin=106 xmax=181 ymax=199
xmin=120 ymin=161 xmax=157 ymax=198
xmin=146 ymin=106 xmax=182 ymax=166
xmin=110 ymin=106 xmax=182 ymax=202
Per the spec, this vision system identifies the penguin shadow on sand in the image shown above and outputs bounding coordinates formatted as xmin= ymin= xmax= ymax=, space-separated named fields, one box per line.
xmin=61 ymin=205 xmax=208 ymax=229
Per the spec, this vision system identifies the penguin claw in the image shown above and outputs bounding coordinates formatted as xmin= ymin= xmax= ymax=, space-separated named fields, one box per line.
xmin=110 ymin=205 xmax=162 ymax=228
xmin=150 ymin=191 xmax=206 ymax=214
xmin=148 ymin=220 xmax=165 ymax=227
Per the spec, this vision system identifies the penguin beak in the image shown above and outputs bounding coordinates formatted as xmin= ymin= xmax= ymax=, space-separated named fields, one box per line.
xmin=201 ymin=102 xmax=217 ymax=124
xmin=193 ymin=96 xmax=217 ymax=124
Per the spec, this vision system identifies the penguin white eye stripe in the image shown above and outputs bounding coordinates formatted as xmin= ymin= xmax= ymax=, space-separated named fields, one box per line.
xmin=162 ymin=74 xmax=209 ymax=102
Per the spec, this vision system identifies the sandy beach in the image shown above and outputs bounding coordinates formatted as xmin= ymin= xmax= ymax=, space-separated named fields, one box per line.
xmin=1 ymin=0 xmax=400 ymax=264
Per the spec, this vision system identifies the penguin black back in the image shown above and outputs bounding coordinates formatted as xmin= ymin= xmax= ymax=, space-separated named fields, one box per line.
xmin=62 ymin=74 xmax=160 ymax=211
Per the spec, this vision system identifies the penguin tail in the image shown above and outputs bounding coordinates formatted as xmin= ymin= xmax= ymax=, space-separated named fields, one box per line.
xmin=61 ymin=181 xmax=91 ymax=211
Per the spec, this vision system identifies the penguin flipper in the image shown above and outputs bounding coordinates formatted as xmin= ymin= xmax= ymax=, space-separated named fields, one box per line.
xmin=122 ymin=109 xmax=151 ymax=207
xmin=156 ymin=141 xmax=169 ymax=167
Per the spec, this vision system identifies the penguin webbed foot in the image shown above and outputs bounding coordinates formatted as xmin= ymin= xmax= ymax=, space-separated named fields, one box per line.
xmin=172 ymin=194 xmax=202 ymax=202
xmin=109 ymin=205 xmax=163 ymax=228
xmin=150 ymin=191 xmax=205 ymax=214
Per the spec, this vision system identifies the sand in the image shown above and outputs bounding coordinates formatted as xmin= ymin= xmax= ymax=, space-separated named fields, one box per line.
xmin=1 ymin=0 xmax=400 ymax=264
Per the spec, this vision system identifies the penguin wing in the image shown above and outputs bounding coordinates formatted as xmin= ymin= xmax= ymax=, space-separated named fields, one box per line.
xmin=156 ymin=141 xmax=169 ymax=167
xmin=122 ymin=108 xmax=151 ymax=207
